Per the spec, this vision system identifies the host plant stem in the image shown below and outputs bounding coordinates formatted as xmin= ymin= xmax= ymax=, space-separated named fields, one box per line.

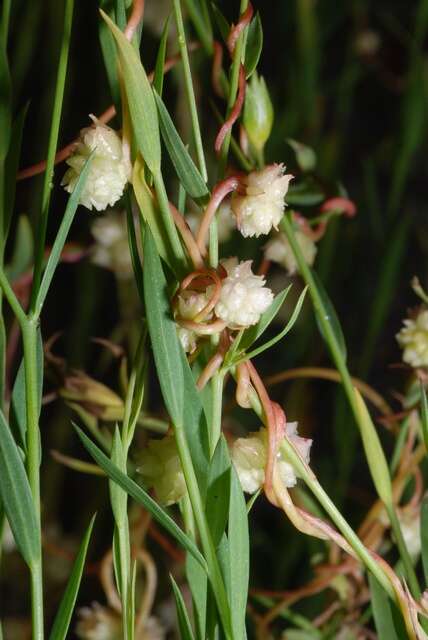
xmin=23 ymin=318 xmax=44 ymax=640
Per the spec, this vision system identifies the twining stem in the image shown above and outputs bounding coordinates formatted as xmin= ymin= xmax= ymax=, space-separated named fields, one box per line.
xmin=153 ymin=171 xmax=189 ymax=274
xmin=30 ymin=0 xmax=74 ymax=311
xmin=280 ymin=213 xmax=421 ymax=596
xmin=217 ymin=0 xmax=249 ymax=178
xmin=173 ymin=0 xmax=208 ymax=182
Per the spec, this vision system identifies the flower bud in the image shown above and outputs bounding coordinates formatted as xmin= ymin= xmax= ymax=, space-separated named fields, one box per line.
xmin=396 ymin=309 xmax=428 ymax=368
xmin=231 ymin=164 xmax=293 ymax=238
xmin=398 ymin=509 xmax=421 ymax=559
xmin=91 ymin=210 xmax=133 ymax=279
xmin=175 ymin=290 xmax=211 ymax=353
xmin=60 ymin=372 xmax=124 ymax=421
xmin=231 ymin=423 xmax=312 ymax=494
xmin=62 ymin=116 xmax=131 ymax=212
xmin=215 ymin=258 xmax=273 ymax=328
xmin=138 ymin=435 xmax=186 ymax=506
xmin=243 ymin=73 xmax=274 ymax=152
xmin=264 ymin=230 xmax=317 ymax=274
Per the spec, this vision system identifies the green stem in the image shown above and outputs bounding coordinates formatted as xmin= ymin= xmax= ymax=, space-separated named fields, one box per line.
xmin=23 ymin=319 xmax=44 ymax=639
xmin=174 ymin=424 xmax=232 ymax=640
xmin=30 ymin=562 xmax=44 ymax=640
xmin=30 ymin=0 xmax=74 ymax=311
xmin=173 ymin=0 xmax=208 ymax=182
xmin=209 ymin=371 xmax=224 ymax=456
xmin=153 ymin=171 xmax=189 ymax=274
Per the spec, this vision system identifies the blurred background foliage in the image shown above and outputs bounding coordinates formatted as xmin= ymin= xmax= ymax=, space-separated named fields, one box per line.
xmin=3 ymin=0 xmax=428 ymax=636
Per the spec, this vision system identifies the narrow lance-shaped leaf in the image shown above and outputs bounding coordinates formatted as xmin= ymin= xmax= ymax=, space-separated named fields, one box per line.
xmin=154 ymin=91 xmax=209 ymax=200
xmin=239 ymin=285 xmax=291 ymax=352
xmin=49 ymin=515 xmax=96 ymax=640
xmin=143 ymin=229 xmax=209 ymax=494
xmin=153 ymin=14 xmax=171 ymax=97
xmin=74 ymin=425 xmax=206 ymax=569
xmin=311 ymin=269 xmax=347 ymax=361
xmin=368 ymin=575 xmax=400 ymax=640
xmin=170 ymin=575 xmax=196 ymax=640
xmin=100 ymin=10 xmax=161 ymax=174
xmin=421 ymin=496 xmax=428 ymax=585
xmin=228 ymin=467 xmax=249 ymax=640
xmin=244 ymin=13 xmax=263 ymax=78
xmin=34 ymin=154 xmax=94 ymax=317
xmin=0 ymin=409 xmax=40 ymax=566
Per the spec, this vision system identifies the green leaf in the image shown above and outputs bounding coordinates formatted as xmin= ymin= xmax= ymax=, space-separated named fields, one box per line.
xmin=206 ymin=437 xmax=231 ymax=547
xmin=34 ymin=153 xmax=93 ymax=317
xmin=4 ymin=105 xmax=28 ymax=239
xmin=49 ymin=515 xmax=96 ymax=640
xmin=100 ymin=10 xmax=161 ymax=174
xmin=153 ymin=15 xmax=171 ymax=97
xmin=368 ymin=575 xmax=399 ymax=640
xmin=244 ymin=13 xmax=263 ymax=79
xmin=109 ymin=428 xmax=127 ymax=525
xmin=228 ymin=467 xmax=249 ymax=640
xmin=0 ymin=409 xmax=40 ymax=566
xmin=10 ymin=328 xmax=44 ymax=451
xmin=143 ymin=230 xmax=209 ymax=494
xmin=75 ymin=425 xmax=206 ymax=569
xmin=6 ymin=215 xmax=33 ymax=281
xmin=132 ymin=159 xmax=176 ymax=272
xmin=420 ymin=382 xmax=428 ymax=452
xmin=154 ymin=91 xmax=209 ymax=200
xmin=239 ymin=286 xmax=291 ymax=352
xmin=170 ymin=575 xmax=196 ymax=640
xmin=354 ymin=389 xmax=392 ymax=506
xmin=236 ymin=286 xmax=307 ymax=364
xmin=98 ymin=5 xmax=121 ymax=113
xmin=421 ymin=496 xmax=428 ymax=584
xmin=0 ymin=12 xmax=12 ymax=162
xmin=311 ymin=270 xmax=347 ymax=361
xmin=125 ymin=195 xmax=144 ymax=304
xmin=186 ymin=553 xmax=207 ymax=640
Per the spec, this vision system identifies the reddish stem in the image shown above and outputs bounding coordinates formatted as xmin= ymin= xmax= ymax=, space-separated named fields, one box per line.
xmin=321 ymin=196 xmax=357 ymax=218
xmin=227 ymin=3 xmax=254 ymax=55
xmin=168 ymin=202 xmax=204 ymax=269
xmin=214 ymin=64 xmax=246 ymax=154
xmin=124 ymin=0 xmax=145 ymax=40
xmin=212 ymin=41 xmax=224 ymax=97
xmin=196 ymin=176 xmax=241 ymax=254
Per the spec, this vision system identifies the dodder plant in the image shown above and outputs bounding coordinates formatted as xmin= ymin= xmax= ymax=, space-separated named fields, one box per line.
xmin=2 ymin=1 xmax=428 ymax=638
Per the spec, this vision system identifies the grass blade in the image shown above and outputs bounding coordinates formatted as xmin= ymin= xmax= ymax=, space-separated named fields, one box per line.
xmin=0 ymin=408 xmax=40 ymax=566
xmin=100 ymin=10 xmax=161 ymax=174
xmin=228 ymin=467 xmax=249 ymax=639
xmin=74 ymin=425 xmax=206 ymax=569
xmin=170 ymin=575 xmax=196 ymax=640
xmin=34 ymin=154 xmax=93 ymax=317
xmin=49 ymin=515 xmax=96 ymax=640
xmin=239 ymin=286 xmax=292 ymax=352
xmin=368 ymin=575 xmax=399 ymax=640
xmin=154 ymin=91 xmax=209 ymax=200
xmin=153 ymin=15 xmax=171 ymax=97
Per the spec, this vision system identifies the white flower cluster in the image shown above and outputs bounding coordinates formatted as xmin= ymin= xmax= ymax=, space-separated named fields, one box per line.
xmin=214 ymin=258 xmax=273 ymax=328
xmin=231 ymin=164 xmax=292 ymax=238
xmin=91 ymin=210 xmax=133 ymax=279
xmin=76 ymin=603 xmax=165 ymax=640
xmin=396 ymin=309 xmax=428 ymax=368
xmin=231 ymin=422 xmax=312 ymax=494
xmin=264 ymin=230 xmax=317 ymax=274
xmin=62 ymin=117 xmax=131 ymax=212
xmin=138 ymin=435 xmax=186 ymax=506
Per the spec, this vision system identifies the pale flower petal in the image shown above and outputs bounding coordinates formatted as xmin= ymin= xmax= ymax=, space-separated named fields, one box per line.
xmin=397 ymin=309 xmax=428 ymax=368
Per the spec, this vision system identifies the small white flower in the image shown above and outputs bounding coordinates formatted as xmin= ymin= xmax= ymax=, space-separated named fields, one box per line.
xmin=396 ymin=309 xmax=428 ymax=367
xmin=187 ymin=199 xmax=236 ymax=243
xmin=231 ymin=164 xmax=293 ymax=238
xmin=91 ymin=210 xmax=133 ymax=279
xmin=215 ymin=258 xmax=273 ymax=328
xmin=76 ymin=604 xmax=165 ymax=640
xmin=264 ymin=230 xmax=317 ymax=274
xmin=62 ymin=117 xmax=131 ymax=212
xmin=231 ymin=423 xmax=312 ymax=494
xmin=76 ymin=604 xmax=120 ymax=640
xmin=399 ymin=510 xmax=421 ymax=559
xmin=138 ymin=435 xmax=186 ymax=506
